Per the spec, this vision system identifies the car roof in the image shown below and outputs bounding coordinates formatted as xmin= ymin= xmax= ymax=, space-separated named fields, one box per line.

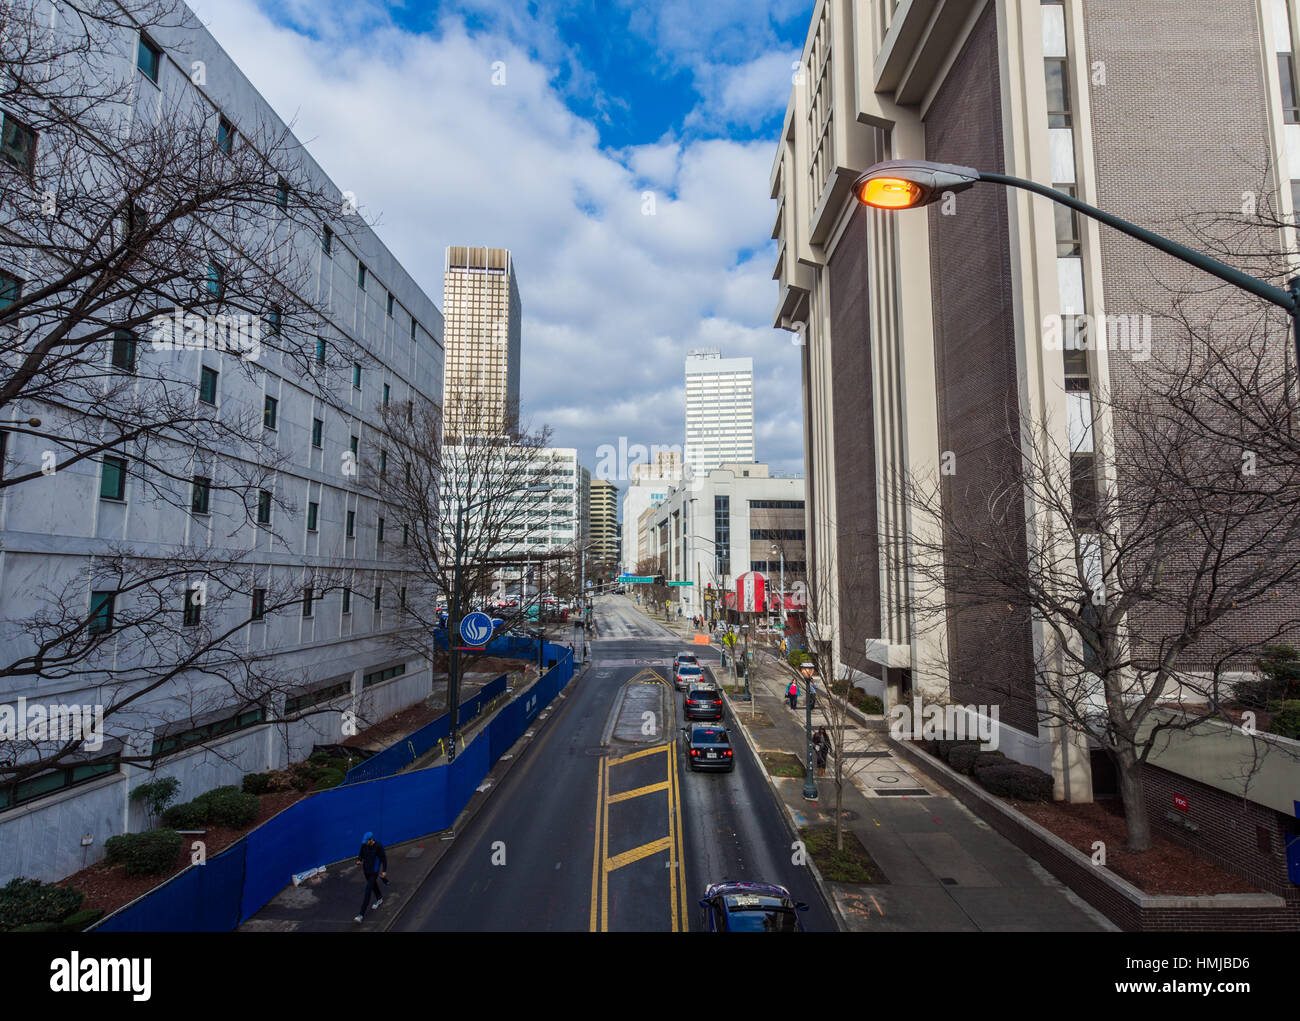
xmin=706 ymin=880 xmax=793 ymax=900
xmin=688 ymin=687 xmax=719 ymax=696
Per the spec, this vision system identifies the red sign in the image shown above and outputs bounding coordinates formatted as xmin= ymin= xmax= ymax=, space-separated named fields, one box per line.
xmin=1173 ymin=794 xmax=1189 ymax=813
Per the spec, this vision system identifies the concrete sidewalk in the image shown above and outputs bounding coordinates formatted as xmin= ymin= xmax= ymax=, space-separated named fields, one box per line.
xmin=638 ymin=607 xmax=1113 ymax=932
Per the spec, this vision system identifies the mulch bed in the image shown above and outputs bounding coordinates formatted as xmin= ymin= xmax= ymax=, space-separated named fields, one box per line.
xmin=56 ymin=790 xmax=310 ymax=916
xmin=800 ymin=826 xmax=889 ymax=884
xmin=762 ymin=751 xmax=806 ymax=778
xmin=1010 ymin=797 xmax=1265 ymax=896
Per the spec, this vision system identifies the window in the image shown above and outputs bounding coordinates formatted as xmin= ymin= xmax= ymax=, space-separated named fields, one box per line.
xmin=0 ymin=113 xmax=36 ymax=172
xmin=748 ymin=500 xmax=805 ymax=510
xmin=183 ymin=586 xmax=202 ymax=627
xmin=111 ymin=330 xmax=137 ymax=372
xmin=150 ymin=707 xmax=264 ymax=759
xmin=100 ymin=456 xmax=127 ymax=501
xmin=217 ymin=117 xmax=235 ymax=154
xmin=377 ymin=517 xmax=385 ymax=543
xmin=88 ymin=591 xmax=115 ymax=635
xmin=307 ymin=501 xmax=318 ymax=531
xmin=352 ymin=363 xmax=361 ymax=390
xmin=1281 ymin=54 xmax=1300 ymax=123
xmin=346 ymin=510 xmax=355 ymax=538
xmin=276 ymin=176 xmax=290 ymax=209
xmin=321 ymin=225 xmax=333 ymax=255
xmin=137 ymin=33 xmax=162 ymax=83
xmin=1071 ymin=453 xmax=1098 ymax=528
xmin=199 ymin=366 xmax=218 ymax=404
xmin=386 ymin=292 xmax=395 ymax=317
xmin=373 ymin=585 xmax=382 ymax=621
xmin=410 ymin=314 xmax=417 ymax=341
xmin=750 ymin=528 xmax=805 ymax=541
xmin=1 ymin=755 xmax=120 ymax=812
xmin=350 ymin=434 xmax=359 ymax=459
xmin=311 ymin=418 xmax=323 ymax=448
xmin=257 ymin=490 xmax=272 ymax=525
xmin=357 ymin=262 xmax=367 ymax=288
xmin=399 ymin=587 xmax=407 ymax=611
xmin=284 ymin=679 xmax=351 ymax=715
xmin=191 ymin=475 xmax=211 ymax=514
xmin=267 ymin=307 xmax=281 ymax=335
xmin=362 ymin=662 xmax=405 ymax=688
xmin=714 ymin=495 xmax=730 ymax=578
xmin=379 ymin=450 xmax=387 ymax=475
xmin=402 ymin=524 xmax=409 ymax=546
xmin=251 ymin=588 xmax=267 ymax=620
xmin=206 ymin=259 xmax=225 ymax=297
xmin=383 ymin=383 xmax=390 ymax=406
xmin=1054 ymin=185 xmax=1081 ymax=257
xmin=1044 ymin=57 xmax=1071 ymax=127
xmin=0 ymin=269 xmax=22 ymax=310
xmin=263 ymin=395 xmax=278 ymax=430
xmin=302 ymin=586 xmax=314 ymax=619
xmin=315 ymin=336 xmax=326 ymax=366
xmin=342 ymin=586 xmax=352 ymax=614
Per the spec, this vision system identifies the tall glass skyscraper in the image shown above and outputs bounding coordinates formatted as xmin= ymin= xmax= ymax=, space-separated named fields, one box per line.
xmin=442 ymin=246 xmax=521 ymax=439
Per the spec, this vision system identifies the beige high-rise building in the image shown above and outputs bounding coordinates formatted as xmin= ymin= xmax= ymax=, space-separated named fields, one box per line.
xmin=588 ymin=478 xmax=619 ymax=573
xmin=442 ymin=246 xmax=521 ymax=438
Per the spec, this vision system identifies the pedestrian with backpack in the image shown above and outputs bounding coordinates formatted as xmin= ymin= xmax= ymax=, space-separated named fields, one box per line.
xmin=354 ymin=831 xmax=388 ymax=923
xmin=787 ymin=679 xmax=798 ymax=710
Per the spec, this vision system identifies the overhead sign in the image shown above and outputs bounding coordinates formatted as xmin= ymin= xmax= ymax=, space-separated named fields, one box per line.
xmin=618 ymin=575 xmax=655 ymax=584
xmin=668 ymin=581 xmax=694 ymax=587
xmin=459 ymin=611 xmax=493 ymax=646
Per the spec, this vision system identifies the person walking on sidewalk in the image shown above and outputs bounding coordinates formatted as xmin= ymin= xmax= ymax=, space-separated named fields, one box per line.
xmin=354 ymin=832 xmax=388 ymax=923
xmin=815 ymin=726 xmax=830 ymax=774
xmin=786 ymin=679 xmax=798 ymax=710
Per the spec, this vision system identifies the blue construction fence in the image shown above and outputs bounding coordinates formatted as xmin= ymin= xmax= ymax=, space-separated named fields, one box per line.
xmin=342 ymin=673 xmax=509 ymax=785
xmin=93 ymin=646 xmax=575 ymax=932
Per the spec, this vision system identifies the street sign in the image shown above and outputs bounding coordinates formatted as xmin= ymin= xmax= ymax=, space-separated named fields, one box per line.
xmin=618 ymin=575 xmax=655 ymax=584
xmin=459 ymin=611 xmax=493 ymax=646
xmin=667 ymin=580 xmax=694 ymax=586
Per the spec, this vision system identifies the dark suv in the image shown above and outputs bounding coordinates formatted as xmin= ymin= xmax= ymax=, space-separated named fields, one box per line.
xmin=683 ymin=687 xmax=723 ymax=721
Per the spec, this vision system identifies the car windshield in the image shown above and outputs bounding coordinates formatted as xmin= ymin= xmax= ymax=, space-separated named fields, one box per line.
xmin=693 ymin=728 xmax=727 ymax=743
xmin=725 ymin=900 xmax=799 ymax=932
xmin=678 ymin=654 xmax=697 ymax=662
xmin=678 ymin=665 xmax=701 ymax=675
xmin=688 ymin=689 xmax=718 ymax=700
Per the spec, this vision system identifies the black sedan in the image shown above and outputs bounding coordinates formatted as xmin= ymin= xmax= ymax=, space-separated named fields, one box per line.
xmin=680 ymin=724 xmax=734 ymax=771
xmin=683 ymin=687 xmax=723 ymax=721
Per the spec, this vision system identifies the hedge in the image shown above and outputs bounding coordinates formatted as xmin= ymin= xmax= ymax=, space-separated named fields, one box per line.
xmin=0 ymin=878 xmax=84 ymax=932
xmin=974 ymin=762 xmax=1054 ymax=801
xmin=104 ymin=829 xmax=183 ymax=877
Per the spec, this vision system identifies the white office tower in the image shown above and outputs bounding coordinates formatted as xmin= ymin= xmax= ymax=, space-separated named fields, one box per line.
xmin=684 ymin=349 xmax=755 ymax=477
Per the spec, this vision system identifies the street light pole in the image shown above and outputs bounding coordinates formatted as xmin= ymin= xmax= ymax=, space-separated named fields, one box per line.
xmin=447 ymin=503 xmax=465 ymax=762
xmin=855 ymin=159 xmax=1300 ymax=370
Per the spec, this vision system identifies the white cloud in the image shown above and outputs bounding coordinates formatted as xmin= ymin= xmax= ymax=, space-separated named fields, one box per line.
xmin=189 ymin=0 xmax=805 ymax=480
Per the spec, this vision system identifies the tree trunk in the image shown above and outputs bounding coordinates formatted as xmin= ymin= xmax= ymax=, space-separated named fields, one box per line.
xmin=835 ymin=775 xmax=844 ymax=851
xmin=1116 ymin=750 xmax=1152 ymax=852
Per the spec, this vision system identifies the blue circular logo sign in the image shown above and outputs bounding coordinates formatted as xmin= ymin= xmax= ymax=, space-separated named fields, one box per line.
xmin=460 ymin=611 xmax=493 ymax=646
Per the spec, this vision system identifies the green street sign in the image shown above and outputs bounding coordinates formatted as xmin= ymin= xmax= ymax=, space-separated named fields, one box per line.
xmin=618 ymin=575 xmax=655 ymax=584
xmin=667 ymin=581 xmax=694 ymax=586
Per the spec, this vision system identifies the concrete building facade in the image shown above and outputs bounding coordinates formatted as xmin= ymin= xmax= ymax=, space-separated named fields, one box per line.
xmin=684 ymin=349 xmax=755 ymax=476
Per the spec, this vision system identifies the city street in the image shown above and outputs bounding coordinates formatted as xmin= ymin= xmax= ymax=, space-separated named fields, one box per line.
xmin=393 ymin=594 xmax=835 ymax=932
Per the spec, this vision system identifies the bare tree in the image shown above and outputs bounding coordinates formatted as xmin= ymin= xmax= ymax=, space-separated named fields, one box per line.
xmin=898 ymin=276 xmax=1300 ymax=851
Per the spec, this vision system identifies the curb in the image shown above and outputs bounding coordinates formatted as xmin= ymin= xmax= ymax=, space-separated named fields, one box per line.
xmin=718 ymin=675 xmax=849 ymax=933
xmin=377 ymin=658 xmax=592 ymax=932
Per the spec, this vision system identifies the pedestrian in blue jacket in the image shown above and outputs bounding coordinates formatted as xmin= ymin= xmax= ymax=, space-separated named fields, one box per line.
xmin=354 ymin=832 xmax=387 ymax=923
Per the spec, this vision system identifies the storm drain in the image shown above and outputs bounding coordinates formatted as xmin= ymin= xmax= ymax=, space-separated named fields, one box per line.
xmin=842 ymin=750 xmax=890 ymax=759
xmin=874 ymin=789 xmax=931 ymax=797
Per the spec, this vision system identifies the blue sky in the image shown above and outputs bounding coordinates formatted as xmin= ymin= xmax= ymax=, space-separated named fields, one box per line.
xmin=191 ymin=0 xmax=815 ymax=499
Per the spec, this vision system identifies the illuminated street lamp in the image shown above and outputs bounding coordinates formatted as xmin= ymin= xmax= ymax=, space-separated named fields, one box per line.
xmin=854 ymin=159 xmax=1300 ymax=367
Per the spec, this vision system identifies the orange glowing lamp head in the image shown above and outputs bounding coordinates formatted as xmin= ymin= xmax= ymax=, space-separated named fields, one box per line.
xmin=852 ymin=160 xmax=981 ymax=212
xmin=859 ymin=176 xmax=924 ymax=209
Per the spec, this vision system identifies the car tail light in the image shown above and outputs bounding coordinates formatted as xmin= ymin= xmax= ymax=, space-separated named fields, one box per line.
xmin=690 ymin=749 xmax=698 ymax=756
xmin=723 ymin=750 xmax=733 ymax=757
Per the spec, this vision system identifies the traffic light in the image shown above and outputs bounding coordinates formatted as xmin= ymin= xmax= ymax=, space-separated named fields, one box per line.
xmin=654 ymin=574 xmax=665 ymax=585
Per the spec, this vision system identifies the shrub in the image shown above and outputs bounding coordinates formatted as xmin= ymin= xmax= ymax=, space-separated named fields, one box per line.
xmin=787 ymin=649 xmax=811 ymax=669
xmin=310 ymin=768 xmax=345 ymax=791
xmin=0 ymin=878 xmax=85 ymax=931
xmin=973 ymin=751 xmax=1009 ymax=772
xmin=161 ymin=800 xmax=208 ymax=830
xmin=242 ymin=772 xmax=274 ymax=795
xmin=1235 ymin=646 xmax=1300 ymax=708
xmin=129 ymin=777 xmax=180 ymax=828
xmin=1267 ymin=699 xmax=1300 ymax=739
xmin=975 ymin=763 xmax=1054 ymax=802
xmin=59 ymin=908 xmax=104 ymax=932
xmin=947 ymin=745 xmax=982 ymax=775
xmin=104 ymin=830 xmax=182 ymax=876
xmin=201 ymin=787 xmax=259 ymax=828
xmin=940 ymin=740 xmax=979 ymax=764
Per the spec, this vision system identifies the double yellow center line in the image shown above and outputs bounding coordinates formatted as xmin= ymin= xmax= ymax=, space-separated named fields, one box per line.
xmin=589 ymin=672 xmax=688 ymax=931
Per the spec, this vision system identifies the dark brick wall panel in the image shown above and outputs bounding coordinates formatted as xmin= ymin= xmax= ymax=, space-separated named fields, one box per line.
xmin=924 ymin=5 xmax=1038 ymax=732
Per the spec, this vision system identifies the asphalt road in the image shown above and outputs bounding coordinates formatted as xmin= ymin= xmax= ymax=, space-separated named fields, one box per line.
xmin=392 ymin=594 xmax=835 ymax=932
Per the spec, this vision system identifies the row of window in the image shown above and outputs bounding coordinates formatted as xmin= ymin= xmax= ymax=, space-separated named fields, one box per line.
xmin=750 ymin=529 xmax=806 ymax=541
xmin=748 ymin=500 xmax=805 ymax=510
xmin=749 ymin=561 xmax=807 ymax=574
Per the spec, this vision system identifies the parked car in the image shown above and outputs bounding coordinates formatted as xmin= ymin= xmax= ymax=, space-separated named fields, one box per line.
xmin=699 ymin=882 xmax=809 ymax=932
xmin=674 ymin=663 xmax=704 ymax=691
xmin=680 ymin=724 xmax=734 ymax=771
xmin=683 ymin=687 xmax=723 ymax=721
